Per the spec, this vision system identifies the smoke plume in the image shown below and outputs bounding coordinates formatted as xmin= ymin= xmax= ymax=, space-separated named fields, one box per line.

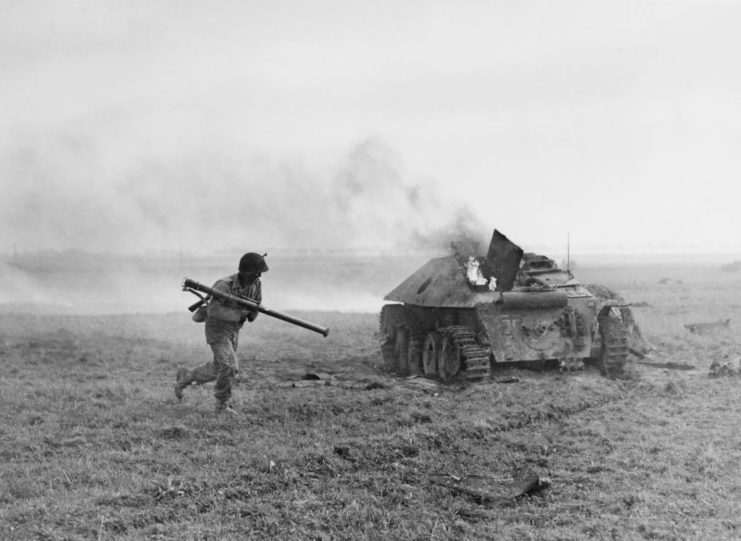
xmin=1 ymin=130 xmax=484 ymax=256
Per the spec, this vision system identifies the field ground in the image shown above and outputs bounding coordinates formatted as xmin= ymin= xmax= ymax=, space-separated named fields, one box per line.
xmin=2 ymin=263 xmax=741 ymax=539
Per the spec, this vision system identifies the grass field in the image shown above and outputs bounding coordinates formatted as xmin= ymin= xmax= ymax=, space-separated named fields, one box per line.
xmin=2 ymin=262 xmax=741 ymax=539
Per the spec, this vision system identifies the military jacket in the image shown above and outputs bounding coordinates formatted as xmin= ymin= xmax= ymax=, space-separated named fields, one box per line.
xmin=205 ymin=274 xmax=262 ymax=344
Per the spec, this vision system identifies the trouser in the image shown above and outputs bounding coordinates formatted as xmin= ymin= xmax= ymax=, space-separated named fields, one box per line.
xmin=181 ymin=335 xmax=239 ymax=404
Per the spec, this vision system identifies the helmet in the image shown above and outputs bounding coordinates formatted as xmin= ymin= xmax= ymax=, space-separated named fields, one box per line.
xmin=239 ymin=252 xmax=269 ymax=273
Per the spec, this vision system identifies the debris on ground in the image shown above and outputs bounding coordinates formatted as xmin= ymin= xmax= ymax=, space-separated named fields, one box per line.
xmin=291 ymin=372 xmax=336 ymax=387
xmin=291 ymin=380 xmax=332 ymax=388
xmin=333 ymin=446 xmax=356 ymax=463
xmin=403 ymin=377 xmax=440 ymax=390
xmin=709 ymin=358 xmax=741 ymax=378
xmin=430 ymin=476 xmax=500 ymax=503
xmin=684 ymin=319 xmax=730 ymax=334
xmin=635 ymin=357 xmax=696 ymax=370
xmin=430 ymin=468 xmax=551 ymax=504
xmin=154 ymin=477 xmax=186 ymax=500
xmin=26 ymin=414 xmax=44 ymax=426
xmin=663 ymin=380 xmax=688 ymax=396
xmin=333 ymin=445 xmax=350 ymax=457
xmin=511 ymin=469 xmax=552 ymax=498
xmin=636 ymin=361 xmax=695 ymax=371
xmin=628 ymin=348 xmax=695 ymax=371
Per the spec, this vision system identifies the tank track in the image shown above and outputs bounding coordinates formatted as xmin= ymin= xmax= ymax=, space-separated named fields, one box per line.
xmin=585 ymin=282 xmax=647 ymax=353
xmin=599 ymin=314 xmax=628 ymax=379
xmin=441 ymin=326 xmax=491 ymax=381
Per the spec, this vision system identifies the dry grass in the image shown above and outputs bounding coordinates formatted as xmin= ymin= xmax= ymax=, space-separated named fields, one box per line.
xmin=2 ymin=264 xmax=741 ymax=539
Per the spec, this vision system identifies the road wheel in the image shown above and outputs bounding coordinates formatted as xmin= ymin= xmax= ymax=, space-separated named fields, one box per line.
xmin=422 ymin=331 xmax=440 ymax=377
xmin=437 ymin=326 xmax=491 ymax=381
xmin=585 ymin=284 xmax=646 ymax=352
xmin=438 ymin=329 xmax=463 ymax=381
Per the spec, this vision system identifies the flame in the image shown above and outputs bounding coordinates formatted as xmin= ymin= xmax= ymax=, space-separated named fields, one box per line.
xmin=466 ymin=256 xmax=488 ymax=286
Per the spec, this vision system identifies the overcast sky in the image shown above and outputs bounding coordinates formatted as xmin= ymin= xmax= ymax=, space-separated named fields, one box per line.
xmin=2 ymin=0 xmax=740 ymax=256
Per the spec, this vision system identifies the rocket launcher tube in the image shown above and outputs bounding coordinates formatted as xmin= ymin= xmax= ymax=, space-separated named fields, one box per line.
xmin=182 ymin=278 xmax=329 ymax=337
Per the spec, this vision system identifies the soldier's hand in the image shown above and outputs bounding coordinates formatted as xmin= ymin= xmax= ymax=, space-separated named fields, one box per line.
xmin=240 ymin=309 xmax=257 ymax=322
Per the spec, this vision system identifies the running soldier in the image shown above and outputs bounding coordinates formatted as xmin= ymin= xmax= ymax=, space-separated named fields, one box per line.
xmin=174 ymin=252 xmax=268 ymax=415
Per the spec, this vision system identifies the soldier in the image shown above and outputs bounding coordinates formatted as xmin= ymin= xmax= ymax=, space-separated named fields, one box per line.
xmin=174 ymin=252 xmax=268 ymax=415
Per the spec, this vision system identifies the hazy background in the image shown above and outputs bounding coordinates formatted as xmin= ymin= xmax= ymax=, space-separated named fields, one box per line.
xmin=2 ymin=0 xmax=740 ymax=313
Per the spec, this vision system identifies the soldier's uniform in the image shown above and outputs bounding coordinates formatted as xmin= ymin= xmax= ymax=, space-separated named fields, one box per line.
xmin=175 ymin=253 xmax=267 ymax=414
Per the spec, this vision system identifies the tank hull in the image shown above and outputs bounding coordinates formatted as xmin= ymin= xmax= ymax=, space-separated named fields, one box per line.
xmin=396 ymin=291 xmax=596 ymax=366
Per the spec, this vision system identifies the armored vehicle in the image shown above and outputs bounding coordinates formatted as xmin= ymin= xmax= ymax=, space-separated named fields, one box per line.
xmin=380 ymin=229 xmax=630 ymax=380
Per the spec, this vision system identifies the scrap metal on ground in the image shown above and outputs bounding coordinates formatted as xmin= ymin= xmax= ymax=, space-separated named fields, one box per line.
xmin=709 ymin=358 xmax=741 ymax=378
xmin=430 ymin=469 xmax=552 ymax=503
xmin=684 ymin=319 xmax=730 ymax=334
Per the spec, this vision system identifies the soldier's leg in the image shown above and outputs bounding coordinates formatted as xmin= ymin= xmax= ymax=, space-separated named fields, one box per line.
xmin=174 ymin=361 xmax=217 ymax=400
xmin=187 ymin=362 xmax=219 ymax=384
xmin=212 ymin=338 xmax=239 ymax=411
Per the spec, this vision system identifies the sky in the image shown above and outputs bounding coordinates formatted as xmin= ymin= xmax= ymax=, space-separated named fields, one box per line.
xmin=2 ymin=0 xmax=740 ymax=257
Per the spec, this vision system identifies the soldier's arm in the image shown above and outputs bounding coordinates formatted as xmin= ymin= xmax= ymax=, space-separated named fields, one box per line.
xmin=244 ymin=281 xmax=262 ymax=322
xmin=206 ymin=281 xmax=244 ymax=323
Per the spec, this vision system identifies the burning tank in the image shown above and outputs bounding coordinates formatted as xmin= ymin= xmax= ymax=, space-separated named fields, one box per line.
xmin=379 ymin=229 xmax=634 ymax=380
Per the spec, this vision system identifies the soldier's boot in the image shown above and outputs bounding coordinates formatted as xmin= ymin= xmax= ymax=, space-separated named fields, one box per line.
xmin=174 ymin=368 xmax=191 ymax=401
xmin=215 ymin=401 xmax=238 ymax=416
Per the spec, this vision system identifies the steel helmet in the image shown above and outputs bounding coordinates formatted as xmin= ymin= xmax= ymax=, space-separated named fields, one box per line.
xmin=239 ymin=252 xmax=269 ymax=273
